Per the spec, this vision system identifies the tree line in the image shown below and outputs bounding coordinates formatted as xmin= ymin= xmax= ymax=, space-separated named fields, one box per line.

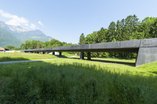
xmin=5 ymin=39 xmax=74 ymax=50
xmin=80 ymin=15 xmax=157 ymax=44
xmin=20 ymin=39 xmax=74 ymax=49
xmin=79 ymin=15 xmax=157 ymax=58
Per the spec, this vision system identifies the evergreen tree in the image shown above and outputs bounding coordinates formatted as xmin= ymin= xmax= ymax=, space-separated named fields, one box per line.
xmin=107 ymin=21 xmax=116 ymax=42
xmin=124 ymin=15 xmax=139 ymax=40
xmin=79 ymin=33 xmax=86 ymax=45
xmin=149 ymin=19 xmax=157 ymax=38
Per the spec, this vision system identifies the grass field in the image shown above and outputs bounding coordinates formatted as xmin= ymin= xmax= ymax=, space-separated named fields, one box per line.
xmin=0 ymin=52 xmax=56 ymax=62
xmin=0 ymin=52 xmax=157 ymax=104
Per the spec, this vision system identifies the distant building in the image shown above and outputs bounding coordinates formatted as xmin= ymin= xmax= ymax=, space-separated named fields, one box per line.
xmin=0 ymin=47 xmax=9 ymax=52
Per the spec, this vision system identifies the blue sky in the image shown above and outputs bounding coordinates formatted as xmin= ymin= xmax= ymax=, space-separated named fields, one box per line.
xmin=0 ymin=0 xmax=157 ymax=43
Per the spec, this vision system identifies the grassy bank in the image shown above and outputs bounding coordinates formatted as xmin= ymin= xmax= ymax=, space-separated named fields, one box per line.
xmin=0 ymin=52 xmax=55 ymax=62
xmin=0 ymin=54 xmax=157 ymax=103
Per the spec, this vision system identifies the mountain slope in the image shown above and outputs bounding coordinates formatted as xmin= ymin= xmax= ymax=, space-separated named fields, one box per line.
xmin=0 ymin=22 xmax=20 ymax=46
xmin=14 ymin=30 xmax=51 ymax=42
xmin=0 ymin=21 xmax=52 ymax=47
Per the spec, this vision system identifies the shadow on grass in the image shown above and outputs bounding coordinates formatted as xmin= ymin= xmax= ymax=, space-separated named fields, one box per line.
xmin=0 ymin=60 xmax=156 ymax=104
xmin=66 ymin=56 xmax=135 ymax=66
xmin=55 ymin=55 xmax=68 ymax=58
xmin=0 ymin=57 xmax=29 ymax=62
xmin=91 ymin=59 xmax=135 ymax=66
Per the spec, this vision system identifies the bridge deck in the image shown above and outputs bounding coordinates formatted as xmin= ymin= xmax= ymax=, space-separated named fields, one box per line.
xmin=24 ymin=38 xmax=157 ymax=66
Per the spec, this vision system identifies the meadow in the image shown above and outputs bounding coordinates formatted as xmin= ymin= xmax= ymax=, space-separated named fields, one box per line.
xmin=0 ymin=52 xmax=157 ymax=104
xmin=0 ymin=52 xmax=56 ymax=62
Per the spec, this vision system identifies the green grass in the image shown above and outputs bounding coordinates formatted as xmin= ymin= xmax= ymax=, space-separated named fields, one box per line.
xmin=0 ymin=52 xmax=56 ymax=62
xmin=138 ymin=61 xmax=157 ymax=74
xmin=92 ymin=57 xmax=135 ymax=63
xmin=0 ymin=53 xmax=157 ymax=103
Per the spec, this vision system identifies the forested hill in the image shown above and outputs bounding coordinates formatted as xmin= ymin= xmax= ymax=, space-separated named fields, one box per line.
xmin=79 ymin=15 xmax=157 ymax=44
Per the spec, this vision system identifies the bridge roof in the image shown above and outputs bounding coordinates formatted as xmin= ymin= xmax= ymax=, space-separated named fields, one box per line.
xmin=24 ymin=38 xmax=157 ymax=52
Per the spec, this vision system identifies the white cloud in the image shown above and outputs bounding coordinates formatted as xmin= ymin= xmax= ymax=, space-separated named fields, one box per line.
xmin=0 ymin=9 xmax=40 ymax=32
xmin=38 ymin=21 xmax=43 ymax=26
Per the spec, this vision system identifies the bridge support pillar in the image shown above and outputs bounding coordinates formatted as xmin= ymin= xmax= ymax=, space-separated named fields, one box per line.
xmin=43 ymin=52 xmax=45 ymax=54
xmin=87 ymin=52 xmax=91 ymax=60
xmin=80 ymin=52 xmax=84 ymax=60
xmin=136 ymin=47 xmax=157 ymax=66
xmin=59 ymin=52 xmax=62 ymax=57
xmin=52 ymin=52 xmax=55 ymax=55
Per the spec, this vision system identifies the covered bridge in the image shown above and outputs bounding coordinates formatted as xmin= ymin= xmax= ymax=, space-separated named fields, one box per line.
xmin=24 ymin=38 xmax=157 ymax=66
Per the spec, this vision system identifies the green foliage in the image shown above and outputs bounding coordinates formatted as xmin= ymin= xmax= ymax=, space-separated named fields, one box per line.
xmin=4 ymin=45 xmax=17 ymax=50
xmin=21 ymin=40 xmax=44 ymax=49
xmin=149 ymin=19 xmax=157 ymax=38
xmin=80 ymin=15 xmax=157 ymax=58
xmin=44 ymin=39 xmax=63 ymax=48
xmin=107 ymin=21 xmax=116 ymax=42
xmin=140 ymin=17 xmax=157 ymax=38
xmin=79 ymin=33 xmax=86 ymax=45
xmin=20 ymin=39 xmax=74 ymax=49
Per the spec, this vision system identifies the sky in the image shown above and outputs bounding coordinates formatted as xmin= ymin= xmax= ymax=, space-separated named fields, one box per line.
xmin=0 ymin=0 xmax=157 ymax=43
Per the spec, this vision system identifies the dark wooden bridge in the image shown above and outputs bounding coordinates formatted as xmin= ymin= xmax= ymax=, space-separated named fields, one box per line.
xmin=24 ymin=38 xmax=157 ymax=66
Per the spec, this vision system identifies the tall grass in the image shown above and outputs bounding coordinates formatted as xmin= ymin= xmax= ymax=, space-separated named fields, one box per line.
xmin=0 ymin=59 xmax=157 ymax=104
xmin=0 ymin=52 xmax=55 ymax=62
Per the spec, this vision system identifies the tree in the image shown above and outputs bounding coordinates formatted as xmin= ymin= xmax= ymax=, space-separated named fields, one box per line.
xmin=79 ymin=33 xmax=86 ymax=45
xmin=21 ymin=39 xmax=73 ymax=49
xmin=5 ymin=45 xmax=16 ymax=50
xmin=124 ymin=15 xmax=139 ymax=40
xmin=149 ymin=19 xmax=157 ymax=38
xmin=45 ymin=39 xmax=63 ymax=48
xmin=21 ymin=40 xmax=44 ymax=49
xmin=116 ymin=20 xmax=125 ymax=41
xmin=97 ymin=28 xmax=108 ymax=42
xmin=107 ymin=21 xmax=116 ymax=42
